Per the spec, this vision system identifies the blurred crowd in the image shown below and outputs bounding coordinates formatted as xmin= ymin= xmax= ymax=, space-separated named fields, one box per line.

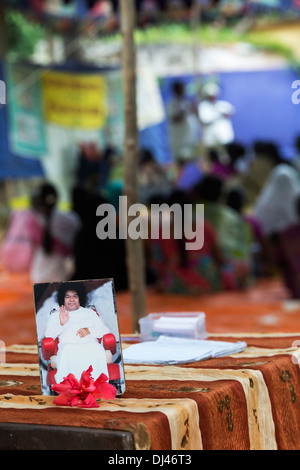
xmin=2 ymin=79 xmax=300 ymax=300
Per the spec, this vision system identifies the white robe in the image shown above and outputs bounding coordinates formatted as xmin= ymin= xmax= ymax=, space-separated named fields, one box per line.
xmin=198 ymin=99 xmax=235 ymax=148
xmin=45 ymin=306 xmax=110 ymax=383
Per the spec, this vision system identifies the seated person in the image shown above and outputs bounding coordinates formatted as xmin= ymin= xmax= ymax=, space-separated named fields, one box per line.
xmin=193 ymin=175 xmax=253 ymax=289
xmin=138 ymin=149 xmax=171 ymax=205
xmin=149 ymin=190 xmax=224 ymax=295
xmin=276 ymin=196 xmax=300 ymax=299
xmin=45 ymin=282 xmax=110 ymax=383
xmin=225 ymin=186 xmax=271 ymax=278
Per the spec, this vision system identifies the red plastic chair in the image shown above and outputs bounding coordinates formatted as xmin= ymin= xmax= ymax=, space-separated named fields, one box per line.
xmin=41 ymin=332 xmax=120 ymax=387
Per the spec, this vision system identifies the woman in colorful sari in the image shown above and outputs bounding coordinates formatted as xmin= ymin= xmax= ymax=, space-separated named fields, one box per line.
xmin=149 ymin=190 xmax=224 ymax=295
xmin=193 ymin=175 xmax=253 ymax=290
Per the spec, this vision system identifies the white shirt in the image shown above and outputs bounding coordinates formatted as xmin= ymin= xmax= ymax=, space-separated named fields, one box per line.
xmin=45 ymin=306 xmax=110 ymax=347
xmin=198 ymin=99 xmax=235 ymax=147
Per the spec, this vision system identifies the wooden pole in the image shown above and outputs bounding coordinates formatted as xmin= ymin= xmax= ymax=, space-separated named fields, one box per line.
xmin=191 ymin=1 xmax=200 ymax=69
xmin=119 ymin=0 xmax=146 ymax=332
xmin=191 ymin=0 xmax=202 ymax=93
xmin=0 ymin=6 xmax=12 ymax=210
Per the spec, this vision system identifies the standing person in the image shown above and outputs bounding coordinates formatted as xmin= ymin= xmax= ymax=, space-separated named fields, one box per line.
xmin=30 ymin=182 xmax=81 ymax=283
xmin=254 ymin=164 xmax=300 ymax=238
xmin=198 ymin=82 xmax=235 ymax=160
xmin=71 ymin=186 xmax=128 ymax=291
xmin=44 ymin=282 xmax=110 ymax=383
xmin=0 ymin=204 xmax=40 ymax=274
xmin=253 ymin=164 xmax=300 ymax=278
xmin=167 ymin=80 xmax=201 ymax=165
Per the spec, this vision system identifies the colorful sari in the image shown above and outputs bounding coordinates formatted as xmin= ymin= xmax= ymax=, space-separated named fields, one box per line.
xmin=150 ymin=221 xmax=222 ymax=295
xmin=204 ymin=202 xmax=253 ymax=289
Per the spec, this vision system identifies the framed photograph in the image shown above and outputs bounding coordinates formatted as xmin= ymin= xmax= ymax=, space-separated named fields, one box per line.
xmin=33 ymin=278 xmax=126 ymax=396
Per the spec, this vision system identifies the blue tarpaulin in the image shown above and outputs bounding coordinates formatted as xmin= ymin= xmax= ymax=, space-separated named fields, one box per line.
xmin=141 ymin=67 xmax=300 ymax=163
xmin=1 ymin=64 xmax=300 ymax=179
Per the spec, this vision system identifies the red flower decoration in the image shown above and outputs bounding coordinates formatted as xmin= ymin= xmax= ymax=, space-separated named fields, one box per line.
xmin=51 ymin=366 xmax=117 ymax=408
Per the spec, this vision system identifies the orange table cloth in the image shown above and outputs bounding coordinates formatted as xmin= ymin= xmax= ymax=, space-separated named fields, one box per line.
xmin=1 ymin=333 xmax=300 ymax=450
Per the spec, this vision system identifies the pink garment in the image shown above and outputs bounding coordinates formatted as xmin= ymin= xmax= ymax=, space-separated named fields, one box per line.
xmin=30 ymin=209 xmax=81 ymax=283
xmin=34 ymin=210 xmax=81 ymax=256
xmin=0 ymin=210 xmax=40 ymax=272
xmin=1 ymin=208 xmax=81 ymax=279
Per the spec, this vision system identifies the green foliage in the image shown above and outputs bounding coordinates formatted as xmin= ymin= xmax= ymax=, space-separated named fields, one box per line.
xmin=132 ymin=22 xmax=300 ymax=70
xmin=5 ymin=9 xmax=45 ymax=58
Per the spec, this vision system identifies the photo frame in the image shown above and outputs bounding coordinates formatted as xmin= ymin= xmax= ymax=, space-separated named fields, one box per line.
xmin=33 ymin=278 xmax=126 ymax=396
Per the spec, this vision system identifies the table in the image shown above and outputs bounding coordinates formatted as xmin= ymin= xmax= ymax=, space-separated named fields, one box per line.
xmin=1 ymin=333 xmax=300 ymax=450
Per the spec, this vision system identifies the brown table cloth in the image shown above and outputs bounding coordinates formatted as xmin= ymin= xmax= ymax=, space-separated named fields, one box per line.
xmin=1 ymin=333 xmax=300 ymax=450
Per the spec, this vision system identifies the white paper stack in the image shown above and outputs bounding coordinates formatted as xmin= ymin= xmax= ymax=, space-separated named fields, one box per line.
xmin=139 ymin=312 xmax=208 ymax=341
xmin=122 ymin=335 xmax=247 ymax=365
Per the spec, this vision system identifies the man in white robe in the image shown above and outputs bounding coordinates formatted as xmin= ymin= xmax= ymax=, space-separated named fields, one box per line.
xmin=45 ymin=285 xmax=110 ymax=383
xmin=198 ymin=83 xmax=235 ymax=153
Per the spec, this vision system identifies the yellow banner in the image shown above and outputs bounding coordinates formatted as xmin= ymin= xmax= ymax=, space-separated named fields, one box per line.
xmin=42 ymin=71 xmax=107 ymax=129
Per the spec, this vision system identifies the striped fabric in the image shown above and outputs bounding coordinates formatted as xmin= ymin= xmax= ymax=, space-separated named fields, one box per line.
xmin=1 ymin=333 xmax=300 ymax=450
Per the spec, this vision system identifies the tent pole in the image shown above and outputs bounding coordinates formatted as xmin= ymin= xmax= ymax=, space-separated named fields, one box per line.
xmin=120 ymin=0 xmax=146 ymax=333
